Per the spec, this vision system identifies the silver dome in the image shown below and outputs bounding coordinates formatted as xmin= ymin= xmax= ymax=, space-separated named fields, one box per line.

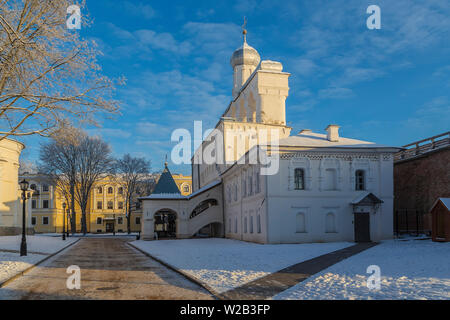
xmin=230 ymin=42 xmax=261 ymax=68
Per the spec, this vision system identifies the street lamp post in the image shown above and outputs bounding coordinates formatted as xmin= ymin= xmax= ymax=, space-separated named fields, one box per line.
xmin=66 ymin=208 xmax=70 ymax=238
xmin=62 ymin=203 xmax=66 ymax=240
xmin=19 ymin=179 xmax=29 ymax=256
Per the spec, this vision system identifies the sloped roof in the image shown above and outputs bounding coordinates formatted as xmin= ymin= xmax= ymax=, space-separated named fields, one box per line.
xmin=431 ymin=198 xmax=450 ymax=211
xmin=277 ymin=131 xmax=396 ymax=149
xmin=151 ymin=162 xmax=181 ymax=195
xmin=351 ymin=192 xmax=384 ymax=205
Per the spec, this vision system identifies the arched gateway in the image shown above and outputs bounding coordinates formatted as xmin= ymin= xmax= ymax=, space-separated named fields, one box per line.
xmin=154 ymin=209 xmax=177 ymax=238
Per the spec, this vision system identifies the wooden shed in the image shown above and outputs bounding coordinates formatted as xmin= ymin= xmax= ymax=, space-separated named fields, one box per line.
xmin=430 ymin=198 xmax=450 ymax=242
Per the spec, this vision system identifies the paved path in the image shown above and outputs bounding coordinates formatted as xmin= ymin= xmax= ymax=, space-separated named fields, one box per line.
xmin=218 ymin=242 xmax=378 ymax=300
xmin=0 ymin=238 xmax=213 ymax=300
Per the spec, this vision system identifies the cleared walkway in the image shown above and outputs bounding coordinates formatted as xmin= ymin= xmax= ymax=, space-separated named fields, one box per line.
xmin=0 ymin=238 xmax=213 ymax=300
xmin=218 ymin=242 xmax=378 ymax=300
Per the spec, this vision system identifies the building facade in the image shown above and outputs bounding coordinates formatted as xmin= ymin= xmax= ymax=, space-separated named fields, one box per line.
xmin=394 ymin=132 xmax=450 ymax=234
xmin=140 ymin=32 xmax=400 ymax=243
xmin=19 ymin=173 xmax=192 ymax=234
xmin=0 ymin=138 xmax=26 ymax=236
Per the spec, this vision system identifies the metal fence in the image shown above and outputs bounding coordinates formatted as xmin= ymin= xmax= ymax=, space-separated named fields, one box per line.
xmin=394 ymin=209 xmax=427 ymax=236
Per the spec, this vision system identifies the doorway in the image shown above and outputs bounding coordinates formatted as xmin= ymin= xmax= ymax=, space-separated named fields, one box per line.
xmin=154 ymin=209 xmax=177 ymax=238
xmin=106 ymin=222 xmax=115 ymax=233
xmin=354 ymin=213 xmax=370 ymax=242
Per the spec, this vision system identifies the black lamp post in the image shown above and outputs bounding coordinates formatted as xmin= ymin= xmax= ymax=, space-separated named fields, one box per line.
xmin=62 ymin=203 xmax=66 ymax=240
xmin=66 ymin=208 xmax=70 ymax=238
xmin=19 ymin=179 xmax=29 ymax=256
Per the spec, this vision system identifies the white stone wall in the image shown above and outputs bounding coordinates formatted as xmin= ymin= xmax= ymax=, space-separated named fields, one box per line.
xmin=265 ymin=151 xmax=395 ymax=243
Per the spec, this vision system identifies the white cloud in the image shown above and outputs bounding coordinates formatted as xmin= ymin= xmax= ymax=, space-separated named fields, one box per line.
xmin=122 ymin=2 xmax=156 ymax=20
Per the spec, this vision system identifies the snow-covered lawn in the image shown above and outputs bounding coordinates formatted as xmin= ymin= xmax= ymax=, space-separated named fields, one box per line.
xmin=273 ymin=239 xmax=450 ymax=300
xmin=0 ymin=235 xmax=78 ymax=285
xmin=131 ymin=238 xmax=353 ymax=294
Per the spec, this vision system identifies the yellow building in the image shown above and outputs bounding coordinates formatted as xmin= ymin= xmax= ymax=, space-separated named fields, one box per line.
xmin=171 ymin=173 xmax=192 ymax=196
xmin=18 ymin=173 xmax=192 ymax=234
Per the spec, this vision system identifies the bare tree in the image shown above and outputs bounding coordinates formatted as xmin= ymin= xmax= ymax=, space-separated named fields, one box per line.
xmin=74 ymin=135 xmax=113 ymax=234
xmin=39 ymin=126 xmax=85 ymax=234
xmin=115 ymin=154 xmax=151 ymax=234
xmin=0 ymin=0 xmax=121 ymax=141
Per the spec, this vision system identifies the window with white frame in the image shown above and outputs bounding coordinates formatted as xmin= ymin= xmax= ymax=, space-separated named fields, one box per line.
xmin=250 ymin=215 xmax=254 ymax=233
xmin=42 ymin=200 xmax=49 ymax=209
xmin=228 ymin=218 xmax=232 ymax=232
xmin=97 ymin=217 xmax=102 ymax=225
xmin=294 ymin=168 xmax=305 ymax=190
xmin=42 ymin=216 xmax=49 ymax=225
xmin=244 ymin=216 xmax=248 ymax=233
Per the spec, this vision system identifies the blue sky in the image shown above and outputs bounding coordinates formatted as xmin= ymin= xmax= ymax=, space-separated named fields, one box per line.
xmin=21 ymin=0 xmax=450 ymax=175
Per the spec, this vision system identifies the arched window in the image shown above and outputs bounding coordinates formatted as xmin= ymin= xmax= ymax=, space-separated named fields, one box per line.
xmin=108 ymin=187 xmax=113 ymax=194
xmin=294 ymin=168 xmax=305 ymax=190
xmin=107 ymin=201 xmax=113 ymax=210
xmin=98 ymin=187 xmax=102 ymax=194
xmin=296 ymin=212 xmax=306 ymax=233
xmin=189 ymin=199 xmax=218 ymax=219
xmin=355 ymin=170 xmax=366 ymax=191
xmin=118 ymin=187 xmax=123 ymax=194
xmin=325 ymin=213 xmax=336 ymax=233
xmin=183 ymin=185 xmax=190 ymax=193
xmin=234 ymin=184 xmax=238 ymax=201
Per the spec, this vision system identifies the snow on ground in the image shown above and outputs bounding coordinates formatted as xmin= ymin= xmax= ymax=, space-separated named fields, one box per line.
xmin=273 ymin=239 xmax=450 ymax=300
xmin=131 ymin=238 xmax=352 ymax=294
xmin=0 ymin=235 xmax=78 ymax=284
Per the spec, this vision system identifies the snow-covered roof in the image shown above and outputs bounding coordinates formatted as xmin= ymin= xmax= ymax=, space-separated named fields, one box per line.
xmin=276 ymin=131 xmax=396 ymax=149
xmin=139 ymin=179 xmax=222 ymax=201
xmin=431 ymin=198 xmax=450 ymax=211
xmin=351 ymin=192 xmax=383 ymax=205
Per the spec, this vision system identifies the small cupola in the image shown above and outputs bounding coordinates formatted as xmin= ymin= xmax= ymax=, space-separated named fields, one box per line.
xmin=325 ymin=125 xmax=340 ymax=142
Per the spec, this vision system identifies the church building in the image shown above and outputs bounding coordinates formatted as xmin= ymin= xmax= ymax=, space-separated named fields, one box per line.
xmin=140 ymin=30 xmax=400 ymax=244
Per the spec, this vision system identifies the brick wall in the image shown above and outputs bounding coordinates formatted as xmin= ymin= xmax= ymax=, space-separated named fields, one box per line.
xmin=394 ymin=147 xmax=450 ymax=233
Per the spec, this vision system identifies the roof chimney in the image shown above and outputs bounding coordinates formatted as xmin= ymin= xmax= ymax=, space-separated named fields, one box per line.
xmin=325 ymin=125 xmax=340 ymax=142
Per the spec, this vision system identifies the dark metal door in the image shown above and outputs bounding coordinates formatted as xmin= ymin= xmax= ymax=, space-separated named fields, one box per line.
xmin=106 ymin=222 xmax=114 ymax=233
xmin=354 ymin=213 xmax=371 ymax=242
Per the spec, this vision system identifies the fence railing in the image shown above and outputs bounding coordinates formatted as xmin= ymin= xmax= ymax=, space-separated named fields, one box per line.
xmin=394 ymin=209 xmax=428 ymax=236
xmin=394 ymin=131 xmax=450 ymax=162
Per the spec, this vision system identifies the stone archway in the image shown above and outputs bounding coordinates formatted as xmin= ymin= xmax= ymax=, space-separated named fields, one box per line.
xmin=154 ymin=209 xmax=177 ymax=238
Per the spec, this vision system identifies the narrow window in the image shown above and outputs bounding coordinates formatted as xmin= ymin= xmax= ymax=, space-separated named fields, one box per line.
xmin=97 ymin=217 xmax=102 ymax=225
xmin=97 ymin=201 xmax=102 ymax=210
xmin=98 ymin=187 xmax=103 ymax=194
xmin=118 ymin=201 xmax=123 ymax=209
xmin=31 ymin=217 xmax=36 ymax=225
xmin=42 ymin=184 xmax=49 ymax=192
xmin=42 ymin=200 xmax=49 ymax=209
xmin=107 ymin=201 xmax=113 ymax=210
xmin=118 ymin=217 xmax=123 ymax=224
xmin=294 ymin=168 xmax=305 ymax=190
xmin=108 ymin=187 xmax=113 ymax=194
xmin=42 ymin=217 xmax=49 ymax=225
xmin=31 ymin=200 xmax=37 ymax=209
xmin=234 ymin=217 xmax=238 ymax=233
xmin=228 ymin=218 xmax=232 ymax=232
xmin=256 ymin=170 xmax=260 ymax=193
xmin=355 ymin=170 xmax=366 ymax=191
xmin=244 ymin=217 xmax=248 ymax=233
xmin=257 ymin=214 xmax=261 ymax=233
xmin=248 ymin=176 xmax=253 ymax=196
xmin=135 ymin=217 xmax=141 ymax=225
xmin=118 ymin=187 xmax=123 ymax=194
